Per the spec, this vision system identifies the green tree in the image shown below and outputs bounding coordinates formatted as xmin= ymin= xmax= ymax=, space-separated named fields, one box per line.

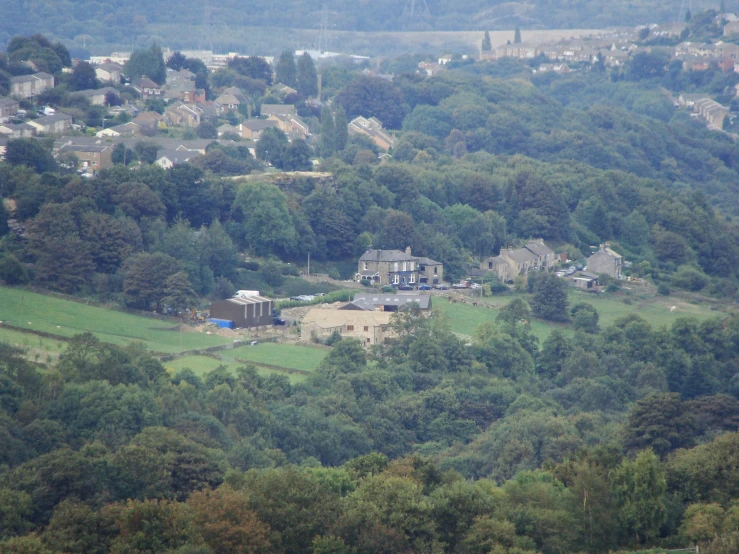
xmin=334 ymin=107 xmax=348 ymax=152
xmin=0 ymin=254 xmax=30 ymax=285
xmin=33 ymin=235 xmax=95 ymax=293
xmin=275 ymin=50 xmax=297 ymax=87
xmin=5 ymin=139 xmax=56 ymax=173
xmin=482 ymin=31 xmax=492 ymax=51
xmin=570 ymin=302 xmax=599 ymax=333
xmin=336 ymin=76 xmax=408 ymax=129
xmin=610 ymin=450 xmax=667 ymax=544
xmin=255 ymin=127 xmax=288 ymax=166
xmin=514 ymin=26 xmax=522 ymax=43
xmin=531 ymin=272 xmax=569 ymax=322
xmin=625 ymin=393 xmax=696 ymax=457
xmin=0 ymin=198 xmax=7 ymax=236
xmin=195 ymin=121 xmax=217 ymax=139
xmin=228 ymin=56 xmax=272 ymax=85
xmin=123 ymin=252 xmax=181 ymax=310
xmin=233 ymin=182 xmax=296 ymax=256
xmin=297 ymin=52 xmax=318 ymax=97
xmin=71 ymin=61 xmax=98 ymax=91
xmin=166 ymin=51 xmax=187 ymax=70
xmin=124 ymin=44 xmax=167 ymax=85
xmin=111 ymin=143 xmax=138 ymax=165
xmin=282 ymin=139 xmax=312 ymax=171
xmin=321 ymin=106 xmax=335 ymax=156
xmin=161 ymin=271 xmax=198 ymax=315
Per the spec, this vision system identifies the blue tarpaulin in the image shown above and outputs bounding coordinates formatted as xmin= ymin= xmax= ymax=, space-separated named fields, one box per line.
xmin=209 ymin=318 xmax=234 ymax=329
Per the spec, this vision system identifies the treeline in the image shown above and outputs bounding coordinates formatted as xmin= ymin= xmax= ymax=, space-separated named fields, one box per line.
xmin=2 ymin=301 xmax=739 ymax=552
xmin=0 ymin=0 xmax=712 ymax=51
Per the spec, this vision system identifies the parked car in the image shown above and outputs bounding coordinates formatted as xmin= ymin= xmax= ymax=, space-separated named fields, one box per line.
xmin=470 ymin=283 xmax=481 ymax=289
xmin=418 ymin=284 xmax=432 ymax=290
xmin=434 ymin=284 xmax=450 ymax=290
xmin=397 ymin=284 xmax=414 ymax=291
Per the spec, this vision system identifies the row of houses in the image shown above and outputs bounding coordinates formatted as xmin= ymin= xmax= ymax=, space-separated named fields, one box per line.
xmin=9 ymin=72 xmax=54 ymax=99
xmin=678 ymin=93 xmax=730 ymax=129
xmin=0 ymin=112 xmax=73 ymax=138
xmin=481 ymin=239 xmax=557 ymax=282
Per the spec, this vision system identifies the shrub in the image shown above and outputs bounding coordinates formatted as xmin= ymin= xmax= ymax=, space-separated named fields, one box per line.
xmin=671 ymin=266 xmax=709 ymax=292
xmin=657 ymin=283 xmax=671 ymax=296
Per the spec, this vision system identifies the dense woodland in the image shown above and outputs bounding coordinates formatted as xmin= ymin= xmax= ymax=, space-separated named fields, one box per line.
xmin=2 ymin=35 xmax=739 ymax=553
xmin=1 ymin=0 xmax=736 ymax=53
xmin=2 ymin=308 xmax=739 ymax=552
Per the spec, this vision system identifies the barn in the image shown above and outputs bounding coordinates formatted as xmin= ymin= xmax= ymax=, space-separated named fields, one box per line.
xmin=209 ymin=296 xmax=274 ymax=328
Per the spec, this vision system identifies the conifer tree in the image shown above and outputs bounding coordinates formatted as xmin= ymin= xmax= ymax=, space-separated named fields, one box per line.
xmin=275 ymin=50 xmax=297 ymax=87
xmin=334 ymin=107 xmax=348 ymax=152
xmin=297 ymin=53 xmax=318 ymax=97
xmin=482 ymin=31 xmax=492 ymax=51
xmin=321 ymin=106 xmax=335 ymax=156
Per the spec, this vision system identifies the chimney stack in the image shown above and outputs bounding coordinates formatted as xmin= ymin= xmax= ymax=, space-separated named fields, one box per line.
xmin=405 ymin=246 xmax=412 ymax=256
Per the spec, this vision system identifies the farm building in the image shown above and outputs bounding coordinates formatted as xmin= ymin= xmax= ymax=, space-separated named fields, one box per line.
xmin=571 ymin=273 xmax=599 ymax=290
xmin=341 ymin=293 xmax=432 ymax=312
xmin=209 ymin=295 xmax=274 ymax=328
xmin=301 ymin=308 xmax=394 ymax=346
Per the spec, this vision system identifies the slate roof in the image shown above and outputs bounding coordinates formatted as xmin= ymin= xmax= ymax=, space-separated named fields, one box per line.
xmin=302 ymin=308 xmax=392 ymax=329
xmin=243 ymin=119 xmax=278 ymax=131
xmin=31 ymin=112 xmax=72 ymax=125
xmin=359 ymin=249 xmax=414 ymax=263
xmin=260 ymin=104 xmax=296 ymax=116
xmin=58 ymin=143 xmax=111 ymax=153
xmin=524 ymin=240 xmax=554 ymax=258
xmin=156 ymin=148 xmax=197 ymax=165
xmin=503 ymin=248 xmax=537 ymax=264
xmin=352 ymin=293 xmax=432 ymax=310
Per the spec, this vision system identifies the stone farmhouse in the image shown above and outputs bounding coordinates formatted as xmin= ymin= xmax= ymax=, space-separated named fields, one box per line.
xmin=356 ymin=247 xmax=444 ymax=287
xmin=301 ymin=308 xmax=394 ymax=346
xmin=587 ymin=243 xmax=623 ymax=279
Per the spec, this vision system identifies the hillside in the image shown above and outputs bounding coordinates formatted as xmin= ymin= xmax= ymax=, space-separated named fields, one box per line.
xmin=0 ymin=0 xmax=728 ymax=54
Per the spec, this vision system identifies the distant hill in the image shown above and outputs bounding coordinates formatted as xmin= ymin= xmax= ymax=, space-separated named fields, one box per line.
xmin=0 ymin=0 xmax=726 ymax=54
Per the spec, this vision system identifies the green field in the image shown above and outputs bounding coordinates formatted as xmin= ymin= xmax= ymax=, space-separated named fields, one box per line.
xmin=165 ymin=354 xmax=313 ymax=384
xmin=0 ymin=326 xmax=69 ymax=364
xmin=0 ymin=287 xmax=231 ymax=353
xmin=222 ymin=343 xmax=327 ymax=372
xmin=437 ymin=291 xmax=725 ymax=342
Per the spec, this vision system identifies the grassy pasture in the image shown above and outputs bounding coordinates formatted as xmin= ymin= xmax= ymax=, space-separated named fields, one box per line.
xmin=164 ymin=355 xmax=311 ymax=384
xmin=436 ymin=290 xmax=725 ymax=342
xmin=222 ymin=343 xmax=326 ymax=372
xmin=0 ymin=287 xmax=231 ymax=353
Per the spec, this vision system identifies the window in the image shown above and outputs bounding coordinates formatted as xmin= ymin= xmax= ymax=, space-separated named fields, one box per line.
xmin=488 ymin=261 xmax=493 ymax=269
xmin=346 ymin=325 xmax=354 ymax=331
xmin=394 ymin=262 xmax=398 ymax=272
xmin=403 ymin=262 xmax=407 ymax=271
xmin=363 ymin=262 xmax=368 ymax=270
xmin=410 ymin=262 xmax=415 ymax=271
xmin=434 ymin=267 xmax=438 ymax=275
xmin=410 ymin=274 xmax=415 ymax=283
xmin=364 ymin=326 xmax=369 ymax=332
